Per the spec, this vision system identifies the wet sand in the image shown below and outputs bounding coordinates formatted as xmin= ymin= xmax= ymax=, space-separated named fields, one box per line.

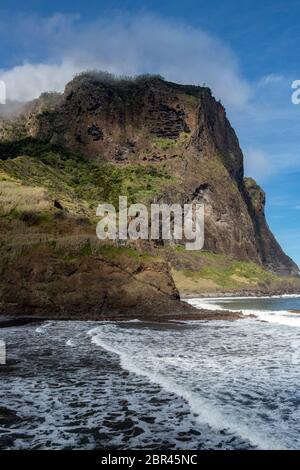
xmin=0 ymin=320 xmax=254 ymax=449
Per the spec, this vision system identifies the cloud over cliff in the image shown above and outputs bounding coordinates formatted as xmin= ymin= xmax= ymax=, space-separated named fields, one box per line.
xmin=0 ymin=13 xmax=250 ymax=108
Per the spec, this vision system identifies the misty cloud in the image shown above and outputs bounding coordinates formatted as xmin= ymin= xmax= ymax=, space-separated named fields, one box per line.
xmin=0 ymin=13 xmax=251 ymax=108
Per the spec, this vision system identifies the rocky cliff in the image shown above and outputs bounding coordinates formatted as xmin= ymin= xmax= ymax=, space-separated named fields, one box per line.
xmin=5 ymin=72 xmax=296 ymax=276
xmin=0 ymin=73 xmax=298 ymax=319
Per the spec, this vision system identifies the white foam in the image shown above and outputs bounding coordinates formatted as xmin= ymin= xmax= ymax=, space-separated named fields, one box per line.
xmin=3 ymin=319 xmax=300 ymax=450
xmin=90 ymin=326 xmax=283 ymax=449
xmin=35 ymin=322 xmax=52 ymax=334
xmin=186 ymin=298 xmax=224 ymax=311
xmin=254 ymin=310 xmax=300 ymax=327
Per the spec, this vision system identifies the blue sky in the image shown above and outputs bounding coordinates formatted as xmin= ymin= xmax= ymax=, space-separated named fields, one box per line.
xmin=0 ymin=0 xmax=299 ymax=266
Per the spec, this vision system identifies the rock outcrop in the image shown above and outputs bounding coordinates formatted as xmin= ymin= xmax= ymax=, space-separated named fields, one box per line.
xmin=0 ymin=244 xmax=182 ymax=319
xmin=12 ymin=73 xmax=296 ymax=276
xmin=0 ymin=238 xmax=243 ymax=321
xmin=244 ymin=178 xmax=296 ymax=275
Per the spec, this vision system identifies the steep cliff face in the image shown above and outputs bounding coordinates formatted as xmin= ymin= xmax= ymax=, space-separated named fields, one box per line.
xmin=1 ymin=73 xmax=298 ymax=276
xmin=244 ymin=178 xmax=297 ymax=275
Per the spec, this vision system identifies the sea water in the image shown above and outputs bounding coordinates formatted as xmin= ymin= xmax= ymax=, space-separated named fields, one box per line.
xmin=188 ymin=295 xmax=300 ymax=327
xmin=1 ymin=296 xmax=300 ymax=450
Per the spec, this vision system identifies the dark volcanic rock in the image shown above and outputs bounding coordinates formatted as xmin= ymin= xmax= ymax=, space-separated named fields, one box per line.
xmin=0 ymin=244 xmax=190 ymax=319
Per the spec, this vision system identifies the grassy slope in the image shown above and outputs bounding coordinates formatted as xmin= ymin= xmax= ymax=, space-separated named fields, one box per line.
xmin=170 ymin=248 xmax=300 ymax=295
xmin=0 ymin=140 xmax=170 ymax=281
xmin=0 ymin=138 xmax=177 ymax=209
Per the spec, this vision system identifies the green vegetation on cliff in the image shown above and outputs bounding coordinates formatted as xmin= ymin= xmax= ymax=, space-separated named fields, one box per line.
xmin=171 ymin=248 xmax=299 ymax=295
xmin=0 ymin=138 xmax=177 ymax=214
xmin=0 ymin=139 xmax=298 ymax=298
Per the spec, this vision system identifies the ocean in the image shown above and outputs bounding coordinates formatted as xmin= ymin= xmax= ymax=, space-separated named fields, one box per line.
xmin=1 ymin=295 xmax=300 ymax=450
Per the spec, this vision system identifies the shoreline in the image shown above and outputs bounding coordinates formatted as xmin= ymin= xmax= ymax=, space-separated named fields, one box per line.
xmin=0 ymin=309 xmax=244 ymax=328
xmin=4 ymin=291 xmax=299 ymax=328
xmin=182 ymin=290 xmax=300 ymax=299
xmin=0 ymin=311 xmax=244 ymax=328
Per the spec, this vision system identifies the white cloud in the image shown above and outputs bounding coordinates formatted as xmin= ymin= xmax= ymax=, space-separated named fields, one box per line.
xmin=0 ymin=13 xmax=251 ymax=108
xmin=0 ymin=61 xmax=78 ymax=102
